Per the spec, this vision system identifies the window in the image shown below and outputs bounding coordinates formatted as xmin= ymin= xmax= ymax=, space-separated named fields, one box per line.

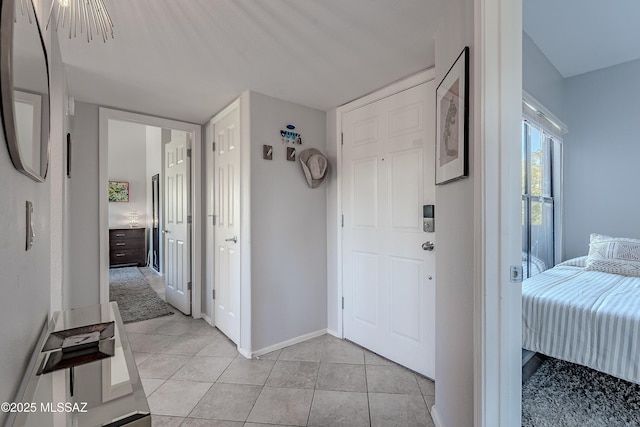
xmin=522 ymin=119 xmax=555 ymax=277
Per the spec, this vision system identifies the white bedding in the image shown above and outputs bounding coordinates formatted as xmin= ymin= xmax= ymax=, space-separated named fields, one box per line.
xmin=522 ymin=264 xmax=640 ymax=384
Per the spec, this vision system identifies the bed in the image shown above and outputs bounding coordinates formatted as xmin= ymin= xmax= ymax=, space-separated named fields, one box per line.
xmin=522 ymin=239 xmax=640 ymax=385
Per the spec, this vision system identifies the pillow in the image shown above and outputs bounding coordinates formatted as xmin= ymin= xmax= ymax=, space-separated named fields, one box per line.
xmin=584 ymin=233 xmax=640 ymax=276
xmin=557 ymin=256 xmax=588 ymax=268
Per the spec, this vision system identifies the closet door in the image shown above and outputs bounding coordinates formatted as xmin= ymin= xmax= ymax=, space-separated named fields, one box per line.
xmin=213 ymin=105 xmax=241 ymax=344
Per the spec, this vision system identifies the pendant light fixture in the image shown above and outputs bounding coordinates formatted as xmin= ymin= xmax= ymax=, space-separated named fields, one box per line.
xmin=45 ymin=0 xmax=114 ymax=43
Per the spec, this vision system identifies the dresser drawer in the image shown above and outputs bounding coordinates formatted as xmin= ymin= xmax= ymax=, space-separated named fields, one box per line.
xmin=110 ymin=249 xmax=145 ymax=264
xmin=109 ymin=228 xmax=146 ymax=266
xmin=109 ymin=238 xmax=145 ymax=250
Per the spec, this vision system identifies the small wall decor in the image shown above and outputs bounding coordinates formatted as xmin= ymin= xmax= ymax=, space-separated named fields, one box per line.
xmin=263 ymin=144 xmax=273 ymax=160
xmin=280 ymin=124 xmax=302 ymax=145
xmin=436 ymin=46 xmax=469 ymax=185
xmin=108 ymin=181 xmax=129 ymax=202
xmin=299 ymin=148 xmax=328 ymax=188
xmin=287 ymin=147 xmax=296 ymax=161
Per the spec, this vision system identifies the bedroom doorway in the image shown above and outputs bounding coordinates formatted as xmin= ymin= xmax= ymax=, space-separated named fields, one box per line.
xmin=98 ymin=108 xmax=203 ymax=319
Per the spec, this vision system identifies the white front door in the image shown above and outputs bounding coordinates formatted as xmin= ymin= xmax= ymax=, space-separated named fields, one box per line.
xmin=213 ymin=106 xmax=241 ymax=343
xmin=164 ymin=131 xmax=191 ymax=315
xmin=342 ymin=82 xmax=436 ymax=377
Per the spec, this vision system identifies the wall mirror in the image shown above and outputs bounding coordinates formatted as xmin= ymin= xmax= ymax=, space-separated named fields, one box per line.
xmin=0 ymin=0 xmax=51 ymax=182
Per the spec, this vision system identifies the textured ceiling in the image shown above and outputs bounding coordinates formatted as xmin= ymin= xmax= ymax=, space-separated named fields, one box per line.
xmin=56 ymin=0 xmax=445 ymax=124
xmin=524 ymin=0 xmax=640 ymax=78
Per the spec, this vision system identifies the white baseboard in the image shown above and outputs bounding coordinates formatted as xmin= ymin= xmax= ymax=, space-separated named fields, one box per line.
xmin=252 ymin=329 xmax=328 ymax=358
xmin=202 ymin=313 xmax=213 ymax=326
xmin=326 ymin=329 xmax=341 ymax=338
xmin=431 ymin=405 xmax=444 ymax=427
xmin=237 ymin=346 xmax=252 ymax=359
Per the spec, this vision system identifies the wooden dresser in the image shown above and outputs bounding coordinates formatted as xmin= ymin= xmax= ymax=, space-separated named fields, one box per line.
xmin=109 ymin=228 xmax=146 ymax=267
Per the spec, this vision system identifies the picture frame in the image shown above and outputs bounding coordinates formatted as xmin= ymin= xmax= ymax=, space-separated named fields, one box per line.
xmin=108 ymin=181 xmax=129 ymax=202
xmin=436 ymin=46 xmax=469 ymax=185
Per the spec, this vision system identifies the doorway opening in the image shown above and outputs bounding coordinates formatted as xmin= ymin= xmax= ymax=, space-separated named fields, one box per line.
xmin=98 ymin=108 xmax=203 ymax=319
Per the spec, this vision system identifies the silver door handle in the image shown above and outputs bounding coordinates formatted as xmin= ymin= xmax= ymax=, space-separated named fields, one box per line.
xmin=162 ymin=229 xmax=170 ymax=234
xmin=225 ymin=236 xmax=238 ymax=243
xmin=422 ymin=241 xmax=434 ymax=251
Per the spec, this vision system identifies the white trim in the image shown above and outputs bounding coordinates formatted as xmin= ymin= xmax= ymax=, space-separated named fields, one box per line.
xmin=332 ymin=68 xmax=435 ymax=339
xmin=98 ymin=108 xmax=203 ymax=319
xmin=252 ymin=329 xmax=328 ymax=358
xmin=431 ymin=406 xmax=444 ymax=427
xmin=202 ymin=313 xmax=213 ymax=326
xmin=326 ymin=329 xmax=340 ymax=339
xmin=238 ymin=91 xmax=252 ymax=356
xmin=522 ymin=91 xmax=567 ymax=137
xmin=237 ymin=347 xmax=252 ymax=359
xmin=474 ymin=0 xmax=522 ymax=426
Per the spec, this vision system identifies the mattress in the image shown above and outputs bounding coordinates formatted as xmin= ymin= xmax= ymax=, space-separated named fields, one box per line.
xmin=522 ymin=264 xmax=640 ymax=384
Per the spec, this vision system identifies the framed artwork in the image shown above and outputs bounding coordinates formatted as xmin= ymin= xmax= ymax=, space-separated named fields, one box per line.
xmin=108 ymin=181 xmax=129 ymax=202
xmin=436 ymin=46 xmax=469 ymax=185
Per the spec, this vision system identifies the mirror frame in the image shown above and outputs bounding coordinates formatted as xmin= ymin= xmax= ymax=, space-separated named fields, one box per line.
xmin=0 ymin=0 xmax=51 ymax=182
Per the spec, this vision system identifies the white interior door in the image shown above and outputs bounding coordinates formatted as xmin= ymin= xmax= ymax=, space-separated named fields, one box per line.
xmin=164 ymin=131 xmax=191 ymax=315
xmin=342 ymin=82 xmax=436 ymax=377
xmin=213 ymin=106 xmax=241 ymax=343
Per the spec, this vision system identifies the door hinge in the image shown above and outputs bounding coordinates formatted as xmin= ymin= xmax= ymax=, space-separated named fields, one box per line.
xmin=212 ymin=214 xmax=216 ymax=225
xmin=212 ymin=289 xmax=216 ymax=300
xmin=187 ymin=215 xmax=192 ymax=224
xmin=212 ymin=142 xmax=216 ymax=152
xmin=341 ymin=132 xmax=344 ymax=146
xmin=187 ymin=281 xmax=192 ymax=291
xmin=510 ymin=265 xmax=523 ymax=283
xmin=187 ymin=148 xmax=192 ymax=157
xmin=341 ymin=215 xmax=344 ymax=227
xmin=341 ymin=296 xmax=344 ymax=310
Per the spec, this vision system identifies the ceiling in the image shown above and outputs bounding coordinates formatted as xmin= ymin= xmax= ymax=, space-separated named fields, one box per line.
xmin=523 ymin=0 xmax=640 ymax=78
xmin=56 ymin=0 xmax=445 ymax=124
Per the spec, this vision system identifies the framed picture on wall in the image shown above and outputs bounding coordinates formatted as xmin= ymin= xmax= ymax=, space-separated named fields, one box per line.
xmin=436 ymin=46 xmax=469 ymax=185
xmin=108 ymin=181 xmax=130 ymax=202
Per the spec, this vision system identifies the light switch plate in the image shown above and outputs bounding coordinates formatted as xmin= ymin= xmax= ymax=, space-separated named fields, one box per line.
xmin=26 ymin=201 xmax=34 ymax=250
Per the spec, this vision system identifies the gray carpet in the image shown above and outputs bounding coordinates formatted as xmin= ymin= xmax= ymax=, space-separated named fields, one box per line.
xmin=522 ymin=357 xmax=640 ymax=427
xmin=109 ymin=267 xmax=174 ymax=324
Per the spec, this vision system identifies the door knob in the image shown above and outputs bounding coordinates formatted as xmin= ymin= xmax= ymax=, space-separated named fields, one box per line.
xmin=225 ymin=236 xmax=238 ymax=243
xmin=162 ymin=229 xmax=170 ymax=234
xmin=422 ymin=241 xmax=434 ymax=251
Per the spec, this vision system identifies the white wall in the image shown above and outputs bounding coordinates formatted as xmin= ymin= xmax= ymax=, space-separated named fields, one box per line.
xmin=108 ymin=121 xmax=148 ymax=228
xmin=0 ymin=1 xmax=65 ymax=420
xmin=563 ymin=59 xmax=640 ymax=258
xmin=522 ymin=32 xmax=565 ymax=122
xmin=67 ymin=101 xmax=101 ymax=308
xmin=432 ymin=1 xmax=475 ymax=426
xmin=248 ymin=91 xmax=328 ymax=352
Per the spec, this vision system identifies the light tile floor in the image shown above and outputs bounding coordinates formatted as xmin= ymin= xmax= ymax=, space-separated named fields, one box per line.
xmin=126 ymin=314 xmax=436 ymax=426
xmin=127 ymin=268 xmax=436 ymax=426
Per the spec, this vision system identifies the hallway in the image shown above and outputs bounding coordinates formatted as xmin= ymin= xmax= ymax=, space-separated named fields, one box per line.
xmin=126 ymin=314 xmax=436 ymax=426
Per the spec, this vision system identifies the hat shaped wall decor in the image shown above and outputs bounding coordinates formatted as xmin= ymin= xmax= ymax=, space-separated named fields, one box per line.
xmin=299 ymin=148 xmax=328 ymax=188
